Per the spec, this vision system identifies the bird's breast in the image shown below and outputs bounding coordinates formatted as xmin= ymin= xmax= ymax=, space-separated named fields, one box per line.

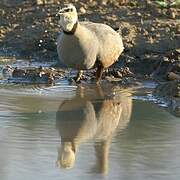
xmin=59 ymin=40 xmax=86 ymax=68
xmin=57 ymin=33 xmax=98 ymax=70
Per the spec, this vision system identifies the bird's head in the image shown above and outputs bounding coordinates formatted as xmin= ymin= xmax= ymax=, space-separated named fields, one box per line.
xmin=57 ymin=4 xmax=78 ymax=33
xmin=56 ymin=142 xmax=76 ymax=169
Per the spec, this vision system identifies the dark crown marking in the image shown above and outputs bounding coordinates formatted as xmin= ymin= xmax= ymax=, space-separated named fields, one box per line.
xmin=63 ymin=8 xmax=73 ymax=12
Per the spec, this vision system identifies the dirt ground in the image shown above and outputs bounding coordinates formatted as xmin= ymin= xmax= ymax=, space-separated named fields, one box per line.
xmin=0 ymin=0 xmax=179 ymax=109
xmin=0 ymin=0 xmax=179 ymax=72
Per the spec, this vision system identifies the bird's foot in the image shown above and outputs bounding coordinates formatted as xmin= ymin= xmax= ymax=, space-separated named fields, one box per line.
xmin=74 ymin=70 xmax=83 ymax=83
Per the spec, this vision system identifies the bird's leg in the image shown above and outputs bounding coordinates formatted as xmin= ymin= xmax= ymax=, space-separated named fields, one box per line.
xmin=75 ymin=70 xmax=83 ymax=83
xmin=94 ymin=139 xmax=111 ymax=174
xmin=96 ymin=64 xmax=104 ymax=84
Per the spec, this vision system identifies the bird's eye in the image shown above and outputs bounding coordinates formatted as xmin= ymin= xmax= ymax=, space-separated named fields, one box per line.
xmin=64 ymin=9 xmax=68 ymax=12
xmin=64 ymin=8 xmax=73 ymax=12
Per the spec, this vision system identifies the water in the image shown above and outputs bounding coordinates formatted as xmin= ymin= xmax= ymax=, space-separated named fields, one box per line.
xmin=0 ymin=82 xmax=180 ymax=180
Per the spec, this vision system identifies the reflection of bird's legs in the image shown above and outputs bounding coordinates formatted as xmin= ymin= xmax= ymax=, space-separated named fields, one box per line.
xmin=96 ymin=63 xmax=104 ymax=84
xmin=75 ymin=70 xmax=83 ymax=83
xmin=95 ymin=84 xmax=104 ymax=98
xmin=94 ymin=139 xmax=111 ymax=174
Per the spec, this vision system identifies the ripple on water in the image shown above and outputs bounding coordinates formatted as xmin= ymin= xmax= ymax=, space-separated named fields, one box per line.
xmin=133 ymin=93 xmax=168 ymax=108
xmin=0 ymin=80 xmax=77 ymax=99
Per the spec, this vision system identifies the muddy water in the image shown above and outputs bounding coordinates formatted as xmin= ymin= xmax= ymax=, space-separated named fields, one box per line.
xmin=0 ymin=83 xmax=180 ymax=180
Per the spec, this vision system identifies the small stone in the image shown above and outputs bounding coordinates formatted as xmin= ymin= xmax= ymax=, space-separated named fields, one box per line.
xmin=167 ymin=8 xmax=176 ymax=19
xmin=150 ymin=27 xmax=155 ymax=32
xmin=101 ymin=0 xmax=107 ymax=5
xmin=170 ymin=11 xmax=176 ymax=19
xmin=12 ymin=68 xmax=26 ymax=78
xmin=165 ymin=27 xmax=170 ymax=32
xmin=155 ymin=33 xmax=161 ymax=38
xmin=89 ymin=1 xmax=97 ymax=7
xmin=2 ymin=65 xmax=13 ymax=78
xmin=79 ymin=7 xmax=86 ymax=14
xmin=143 ymin=29 xmax=148 ymax=36
xmin=148 ymin=36 xmax=154 ymax=44
xmin=140 ymin=18 xmax=144 ymax=25
xmin=137 ymin=12 xmax=141 ymax=17
xmin=116 ymin=71 xmax=123 ymax=78
xmin=163 ymin=57 xmax=169 ymax=62
xmin=167 ymin=72 xmax=180 ymax=81
xmin=36 ymin=0 xmax=44 ymax=5
xmin=106 ymin=76 xmax=122 ymax=82
xmin=137 ymin=27 xmax=142 ymax=32
xmin=176 ymin=25 xmax=180 ymax=33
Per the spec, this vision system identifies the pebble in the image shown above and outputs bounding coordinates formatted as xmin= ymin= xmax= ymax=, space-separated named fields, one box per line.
xmin=150 ymin=27 xmax=155 ymax=32
xmin=137 ymin=12 xmax=141 ymax=17
xmin=2 ymin=65 xmax=13 ymax=78
xmin=167 ymin=8 xmax=176 ymax=19
xmin=167 ymin=72 xmax=180 ymax=81
xmin=176 ymin=25 xmax=180 ymax=33
xmin=79 ymin=7 xmax=86 ymax=14
xmin=148 ymin=36 xmax=154 ymax=44
xmin=155 ymin=33 xmax=161 ymax=38
xmin=143 ymin=29 xmax=148 ymax=36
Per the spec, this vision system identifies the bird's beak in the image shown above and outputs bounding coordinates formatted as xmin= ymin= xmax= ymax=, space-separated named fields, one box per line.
xmin=56 ymin=9 xmax=64 ymax=17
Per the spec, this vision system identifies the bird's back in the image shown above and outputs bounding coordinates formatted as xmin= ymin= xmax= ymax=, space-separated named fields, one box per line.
xmin=80 ymin=21 xmax=124 ymax=68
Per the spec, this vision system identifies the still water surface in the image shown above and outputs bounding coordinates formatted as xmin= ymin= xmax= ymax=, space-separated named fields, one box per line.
xmin=0 ymin=83 xmax=180 ymax=180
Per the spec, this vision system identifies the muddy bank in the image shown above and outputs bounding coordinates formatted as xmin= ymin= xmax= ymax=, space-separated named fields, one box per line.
xmin=1 ymin=64 xmax=137 ymax=86
xmin=0 ymin=1 xmax=179 ymax=63
xmin=154 ymin=80 xmax=180 ymax=117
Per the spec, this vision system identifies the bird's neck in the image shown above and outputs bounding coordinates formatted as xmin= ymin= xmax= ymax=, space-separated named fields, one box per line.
xmin=63 ymin=21 xmax=78 ymax=35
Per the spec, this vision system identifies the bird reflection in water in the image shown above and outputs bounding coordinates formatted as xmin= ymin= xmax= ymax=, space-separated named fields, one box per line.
xmin=56 ymin=84 xmax=132 ymax=174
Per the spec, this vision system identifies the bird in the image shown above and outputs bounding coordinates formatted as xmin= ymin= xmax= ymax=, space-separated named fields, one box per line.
xmin=56 ymin=4 xmax=124 ymax=83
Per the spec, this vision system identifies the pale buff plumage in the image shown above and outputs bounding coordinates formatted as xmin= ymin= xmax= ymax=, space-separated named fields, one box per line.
xmin=57 ymin=4 xmax=124 ymax=83
xmin=56 ymin=85 xmax=132 ymax=172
